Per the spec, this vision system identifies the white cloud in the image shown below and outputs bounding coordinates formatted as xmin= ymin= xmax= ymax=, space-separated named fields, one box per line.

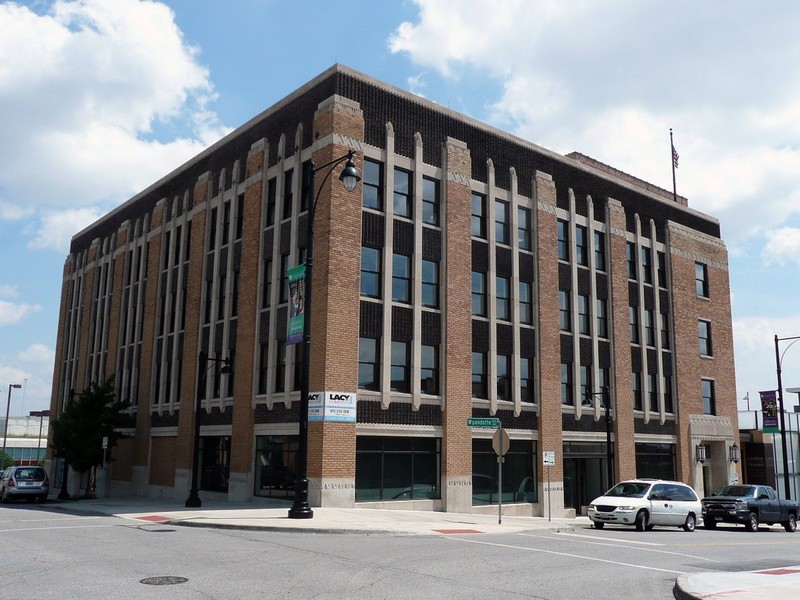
xmin=389 ymin=0 xmax=800 ymax=246
xmin=19 ymin=343 xmax=55 ymax=366
xmin=0 ymin=284 xmax=19 ymax=298
xmin=26 ymin=207 xmax=105 ymax=252
xmin=0 ymin=0 xmax=230 ymax=243
xmin=761 ymin=228 xmax=800 ymax=267
xmin=0 ymin=299 xmax=41 ymax=326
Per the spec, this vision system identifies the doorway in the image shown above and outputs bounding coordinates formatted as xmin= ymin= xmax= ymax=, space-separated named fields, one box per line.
xmin=563 ymin=442 xmax=611 ymax=514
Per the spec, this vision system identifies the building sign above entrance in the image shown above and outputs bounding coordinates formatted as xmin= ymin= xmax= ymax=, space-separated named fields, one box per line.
xmin=308 ymin=391 xmax=356 ymax=423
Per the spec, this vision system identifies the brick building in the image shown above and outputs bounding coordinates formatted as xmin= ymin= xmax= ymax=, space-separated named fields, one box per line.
xmin=49 ymin=64 xmax=739 ymax=515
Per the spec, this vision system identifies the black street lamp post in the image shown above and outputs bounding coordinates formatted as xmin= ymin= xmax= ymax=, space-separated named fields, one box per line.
xmin=288 ymin=150 xmax=361 ymax=520
xmin=2 ymin=383 xmax=22 ymax=461
xmin=186 ymin=351 xmax=231 ymax=508
xmin=585 ymin=386 xmax=614 ymax=489
xmin=774 ymin=334 xmax=799 ymax=500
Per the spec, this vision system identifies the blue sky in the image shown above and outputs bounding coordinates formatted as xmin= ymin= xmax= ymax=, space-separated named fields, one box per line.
xmin=2 ymin=0 xmax=800 ymax=416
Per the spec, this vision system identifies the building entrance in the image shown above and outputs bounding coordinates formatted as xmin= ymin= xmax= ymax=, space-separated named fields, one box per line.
xmin=563 ymin=442 xmax=610 ymax=515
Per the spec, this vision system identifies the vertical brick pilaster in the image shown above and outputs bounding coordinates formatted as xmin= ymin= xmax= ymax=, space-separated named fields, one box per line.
xmin=306 ymin=95 xmax=364 ymax=507
xmin=534 ymin=170 xmax=566 ymax=515
xmin=228 ymin=142 xmax=266 ymax=500
xmin=442 ymin=137 xmax=473 ymax=512
xmin=104 ymin=223 xmax=129 ymax=379
xmin=74 ymin=240 xmax=101 ymax=393
xmin=607 ymin=199 xmax=636 ymax=481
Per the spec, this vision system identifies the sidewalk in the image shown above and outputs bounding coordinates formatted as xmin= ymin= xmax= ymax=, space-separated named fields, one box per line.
xmin=40 ymin=497 xmax=800 ymax=599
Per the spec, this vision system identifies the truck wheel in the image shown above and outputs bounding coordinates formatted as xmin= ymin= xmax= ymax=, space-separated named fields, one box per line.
xmin=682 ymin=514 xmax=696 ymax=532
xmin=745 ymin=512 xmax=759 ymax=532
xmin=594 ymin=522 xmax=604 ymax=529
xmin=703 ymin=519 xmax=716 ymax=529
xmin=635 ymin=510 xmax=648 ymax=531
xmin=784 ymin=514 xmax=797 ymax=533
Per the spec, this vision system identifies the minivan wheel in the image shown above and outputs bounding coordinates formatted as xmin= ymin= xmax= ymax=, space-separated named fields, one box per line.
xmin=594 ymin=522 xmax=605 ymax=529
xmin=745 ymin=512 xmax=759 ymax=532
xmin=635 ymin=510 xmax=648 ymax=531
xmin=683 ymin=514 xmax=696 ymax=532
xmin=784 ymin=514 xmax=797 ymax=533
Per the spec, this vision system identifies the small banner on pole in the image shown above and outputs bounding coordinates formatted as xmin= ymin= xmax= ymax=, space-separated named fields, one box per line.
xmin=287 ymin=264 xmax=305 ymax=345
xmin=760 ymin=390 xmax=780 ymax=433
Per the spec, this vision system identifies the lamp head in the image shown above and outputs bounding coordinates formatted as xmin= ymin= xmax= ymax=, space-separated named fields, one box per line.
xmin=220 ymin=358 xmax=232 ymax=375
xmin=338 ymin=152 xmax=361 ymax=192
xmin=11 ymin=384 xmax=21 ymax=389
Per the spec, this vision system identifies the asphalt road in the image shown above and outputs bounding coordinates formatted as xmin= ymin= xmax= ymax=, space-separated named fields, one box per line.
xmin=2 ymin=503 xmax=799 ymax=599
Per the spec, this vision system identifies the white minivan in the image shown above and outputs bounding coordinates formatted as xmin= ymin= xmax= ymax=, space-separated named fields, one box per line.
xmin=588 ymin=479 xmax=702 ymax=532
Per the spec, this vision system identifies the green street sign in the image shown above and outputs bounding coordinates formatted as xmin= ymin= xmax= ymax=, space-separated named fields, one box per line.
xmin=467 ymin=417 xmax=500 ymax=428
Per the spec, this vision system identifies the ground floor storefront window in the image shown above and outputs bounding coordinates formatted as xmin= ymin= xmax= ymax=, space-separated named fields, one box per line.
xmin=254 ymin=435 xmax=297 ymax=499
xmin=200 ymin=435 xmax=230 ymax=493
xmin=472 ymin=439 xmax=536 ymax=505
xmin=563 ymin=442 xmax=608 ymax=514
xmin=355 ymin=436 xmax=441 ymax=501
xmin=635 ymin=442 xmax=676 ymax=480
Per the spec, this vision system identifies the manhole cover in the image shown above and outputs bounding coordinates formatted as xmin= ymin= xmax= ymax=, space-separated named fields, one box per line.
xmin=140 ymin=576 xmax=188 ymax=585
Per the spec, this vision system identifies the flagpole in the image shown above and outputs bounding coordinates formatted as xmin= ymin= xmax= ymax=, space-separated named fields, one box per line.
xmin=670 ymin=128 xmax=677 ymax=203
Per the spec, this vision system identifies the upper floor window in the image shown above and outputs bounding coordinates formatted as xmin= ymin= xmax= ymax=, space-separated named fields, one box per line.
xmin=472 ymin=271 xmax=487 ymax=316
xmin=632 ymin=371 xmax=642 ymax=411
xmin=626 ymin=242 xmax=637 ymax=280
xmin=699 ymin=320 xmax=713 ymax=356
xmin=575 ymin=225 xmax=588 ymax=266
xmin=392 ymin=253 xmax=411 ymax=303
xmin=282 ymin=169 xmax=294 ymax=220
xmin=519 ymin=281 xmax=533 ymax=325
xmin=393 ymin=168 xmax=412 ymax=218
xmin=265 ymin=177 xmax=277 ymax=226
xmin=520 ymin=358 xmax=534 ymax=403
xmin=647 ymin=372 xmax=658 ymax=412
xmin=695 ymin=262 xmax=709 ymax=297
xmin=596 ymin=298 xmax=608 ymax=338
xmin=422 ymin=177 xmax=440 ymax=226
xmin=661 ymin=312 xmax=670 ymax=350
xmin=559 ymin=290 xmax=571 ymax=332
xmin=421 ymin=260 xmax=439 ymax=308
xmin=561 ymin=362 xmax=573 ymax=405
xmin=629 ymin=306 xmax=639 ymax=344
xmin=578 ymin=294 xmax=590 ymax=335
xmin=518 ymin=207 xmax=531 ymax=250
xmin=594 ymin=231 xmax=606 ymax=271
xmin=300 ymin=161 xmax=312 ymax=212
xmin=421 ymin=344 xmax=439 ymax=395
xmin=664 ymin=374 xmax=674 ymax=413
xmin=471 ymin=192 xmax=486 ymax=238
xmin=657 ymin=251 xmax=667 ymax=288
xmin=360 ymin=247 xmax=381 ymax=298
xmin=358 ymin=337 xmax=379 ymax=391
xmin=702 ymin=378 xmax=716 ymax=415
xmin=496 ymin=276 xmax=511 ymax=321
xmin=391 ymin=341 xmax=410 ymax=393
xmin=557 ymin=219 xmax=569 ymax=261
xmin=363 ymin=159 xmax=383 ymax=210
xmin=644 ymin=309 xmax=655 ymax=347
xmin=497 ymin=354 xmax=511 ymax=400
xmin=472 ymin=352 xmax=487 ymax=398
xmin=495 ymin=200 xmax=509 ymax=244
xmin=641 ymin=247 xmax=653 ymax=285
xmin=580 ymin=365 xmax=591 ymax=405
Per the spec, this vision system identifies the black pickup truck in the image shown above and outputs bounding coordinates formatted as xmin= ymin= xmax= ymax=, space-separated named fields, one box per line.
xmin=701 ymin=484 xmax=798 ymax=532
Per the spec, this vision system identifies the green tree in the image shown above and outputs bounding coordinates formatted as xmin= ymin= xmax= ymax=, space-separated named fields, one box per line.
xmin=0 ymin=451 xmax=13 ymax=470
xmin=49 ymin=377 xmax=132 ymax=485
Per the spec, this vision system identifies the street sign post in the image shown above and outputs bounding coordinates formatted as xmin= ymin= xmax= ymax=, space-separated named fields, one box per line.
xmin=543 ymin=451 xmax=556 ymax=522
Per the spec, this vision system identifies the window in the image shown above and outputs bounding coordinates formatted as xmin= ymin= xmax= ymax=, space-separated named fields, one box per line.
xmin=355 ymin=437 xmax=441 ymax=502
xmin=648 ymin=372 xmax=658 ymax=412
xmin=699 ymin=320 xmax=713 ymax=356
xmin=391 ymin=341 xmax=410 ymax=393
xmin=518 ymin=207 xmax=531 ymax=250
xmin=496 ymin=276 xmax=511 ymax=321
xmin=300 ymin=161 xmax=312 ymax=212
xmin=575 ymin=225 xmax=588 ymax=266
xmin=596 ymin=298 xmax=608 ymax=338
xmin=393 ymin=168 xmax=411 ymax=217
xmin=702 ymin=379 xmax=716 ymax=415
xmin=519 ymin=281 xmax=532 ymax=324
xmin=472 ymin=352 xmax=487 ymax=398
xmin=598 ymin=368 xmax=610 ymax=407
xmin=695 ymin=262 xmax=709 ymax=297
xmin=422 ymin=177 xmax=439 ymax=226
xmin=495 ymin=200 xmax=509 ymax=244
xmin=392 ymin=254 xmax=411 ymax=303
xmin=578 ymin=294 xmax=590 ymax=335
xmin=358 ymin=337 xmax=379 ymax=390
xmin=472 ymin=271 xmax=487 ymax=316
xmin=557 ymin=219 xmax=569 ymax=261
xmin=641 ymin=247 xmax=652 ymax=284
xmin=661 ymin=313 xmax=670 ymax=349
xmin=559 ymin=290 xmax=571 ymax=332
xmin=360 ymin=247 xmax=381 ymax=298
xmin=471 ymin=192 xmax=486 ymax=238
xmin=520 ymin=358 xmax=534 ymax=403
xmin=657 ymin=251 xmax=667 ymax=288
xmin=497 ymin=354 xmax=511 ymax=400
xmin=363 ymin=159 xmax=383 ymax=210
xmin=627 ymin=242 xmax=637 ymax=280
xmin=265 ymin=177 xmax=277 ymax=226
xmin=594 ymin=231 xmax=606 ymax=271
xmin=632 ymin=372 xmax=642 ymax=411
xmin=421 ymin=345 xmax=439 ymax=395
xmin=261 ymin=258 xmax=272 ymax=309
xmin=282 ymin=169 xmax=294 ymax=219
xmin=421 ymin=260 xmax=439 ymax=308
xmin=279 ymin=254 xmax=289 ymax=304
xmin=629 ymin=306 xmax=639 ymax=344
xmin=664 ymin=374 xmax=674 ymax=413
xmin=561 ymin=363 xmax=573 ymax=405
xmin=222 ymin=201 xmax=231 ymax=245
xmin=580 ymin=365 xmax=591 ymax=405
xmin=644 ymin=309 xmax=655 ymax=347
xmin=274 ymin=343 xmax=286 ymax=393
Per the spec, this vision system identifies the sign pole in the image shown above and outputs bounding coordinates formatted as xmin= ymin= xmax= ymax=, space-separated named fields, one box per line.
xmin=547 ymin=465 xmax=551 ymax=522
xmin=498 ymin=424 xmax=504 ymax=525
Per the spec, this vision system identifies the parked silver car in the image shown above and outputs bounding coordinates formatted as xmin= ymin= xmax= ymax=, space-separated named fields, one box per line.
xmin=0 ymin=465 xmax=50 ymax=503
xmin=588 ymin=479 xmax=702 ymax=532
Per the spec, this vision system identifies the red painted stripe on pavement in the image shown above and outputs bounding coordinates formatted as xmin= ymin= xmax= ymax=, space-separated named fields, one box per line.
xmin=136 ymin=515 xmax=171 ymax=522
